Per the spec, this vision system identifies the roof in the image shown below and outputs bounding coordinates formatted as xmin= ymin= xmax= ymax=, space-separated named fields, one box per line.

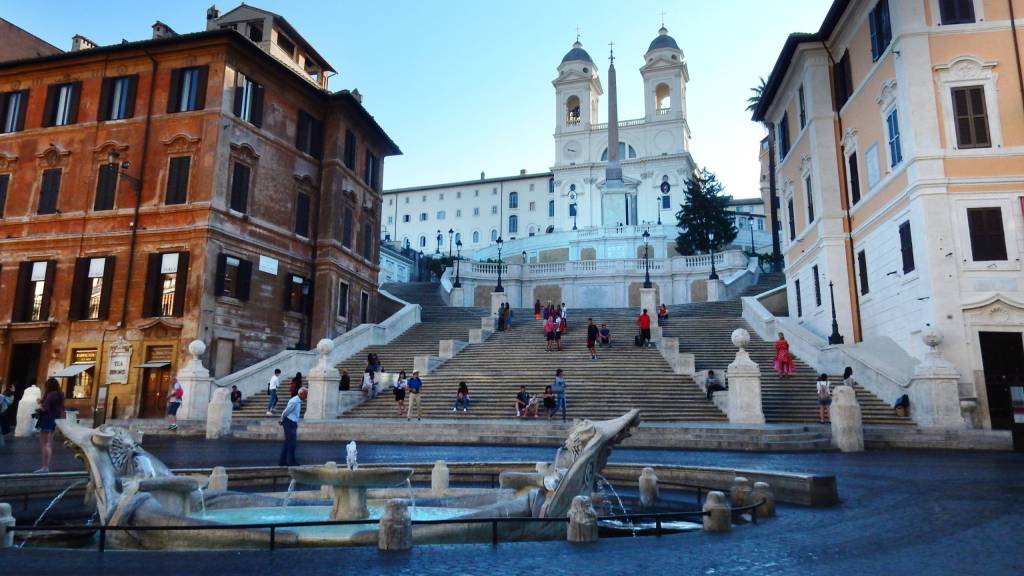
xmin=751 ymin=0 xmax=850 ymax=122
xmin=0 ymin=17 xmax=63 ymax=61
xmin=728 ymin=197 xmax=764 ymax=206
xmin=330 ymin=90 xmax=401 ymax=156
xmin=216 ymin=3 xmax=335 ymax=73
xmin=384 ymin=171 xmax=553 ymax=194
xmin=647 ymin=27 xmax=679 ymax=52
xmin=561 ymin=41 xmax=594 ymax=64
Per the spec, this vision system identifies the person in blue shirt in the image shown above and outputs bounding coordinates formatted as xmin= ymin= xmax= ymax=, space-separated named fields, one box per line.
xmin=278 ymin=387 xmax=306 ymax=466
xmin=552 ymin=369 xmax=567 ymax=422
xmin=406 ymin=371 xmax=423 ymax=421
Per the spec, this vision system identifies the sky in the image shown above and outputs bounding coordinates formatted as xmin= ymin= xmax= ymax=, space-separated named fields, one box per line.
xmin=3 ymin=0 xmax=831 ymax=198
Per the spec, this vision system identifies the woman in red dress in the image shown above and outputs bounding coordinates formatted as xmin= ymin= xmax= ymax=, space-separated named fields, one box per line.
xmin=773 ymin=333 xmax=795 ymax=377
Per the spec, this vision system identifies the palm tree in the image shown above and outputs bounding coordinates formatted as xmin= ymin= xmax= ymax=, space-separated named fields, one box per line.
xmin=747 ymin=77 xmax=782 ymax=272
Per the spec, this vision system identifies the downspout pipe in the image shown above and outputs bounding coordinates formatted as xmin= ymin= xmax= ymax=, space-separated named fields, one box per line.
xmin=1010 ymin=1 xmax=1024 ymax=120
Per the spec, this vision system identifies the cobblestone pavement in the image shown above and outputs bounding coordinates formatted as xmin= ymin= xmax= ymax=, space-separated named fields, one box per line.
xmin=2 ymin=436 xmax=1023 ymax=575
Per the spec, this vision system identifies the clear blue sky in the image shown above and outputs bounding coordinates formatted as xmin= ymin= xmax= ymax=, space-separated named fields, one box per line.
xmin=3 ymin=0 xmax=830 ymax=197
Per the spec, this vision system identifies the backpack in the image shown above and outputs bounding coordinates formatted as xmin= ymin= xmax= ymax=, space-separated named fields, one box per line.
xmin=174 ymin=384 xmax=184 ymax=400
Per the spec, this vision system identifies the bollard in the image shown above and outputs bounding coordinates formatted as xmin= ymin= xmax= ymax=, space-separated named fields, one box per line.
xmin=431 ymin=460 xmax=450 ymax=496
xmin=730 ymin=476 xmax=752 ymax=508
xmin=378 ymin=499 xmax=412 ymax=551
xmin=566 ymin=495 xmax=599 ymax=543
xmin=702 ymin=491 xmax=731 ymax=532
xmin=0 ymin=503 xmax=14 ymax=548
xmin=751 ymin=482 xmax=776 ymax=519
xmin=638 ymin=467 xmax=659 ymax=509
xmin=208 ymin=466 xmax=229 ymax=491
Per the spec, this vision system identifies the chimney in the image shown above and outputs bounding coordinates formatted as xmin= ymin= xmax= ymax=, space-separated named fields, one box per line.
xmin=480 ymin=172 xmax=485 ymax=180
xmin=520 ymin=169 xmax=526 ymax=175
xmin=350 ymin=88 xmax=363 ymax=104
xmin=70 ymin=35 xmax=97 ymax=52
xmin=207 ymin=5 xmax=220 ymax=21
xmin=152 ymin=21 xmax=178 ymax=40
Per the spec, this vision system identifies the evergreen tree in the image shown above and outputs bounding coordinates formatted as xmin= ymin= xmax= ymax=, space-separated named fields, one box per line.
xmin=674 ymin=168 xmax=737 ymax=255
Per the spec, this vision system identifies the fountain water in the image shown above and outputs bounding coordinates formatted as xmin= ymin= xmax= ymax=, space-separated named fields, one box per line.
xmin=346 ymin=441 xmax=358 ymax=470
xmin=19 ymin=479 xmax=87 ymax=548
xmin=282 ymin=479 xmax=298 ymax=508
xmin=405 ymin=479 xmax=418 ymax=516
xmin=197 ymin=486 xmax=207 ymax=517
xmin=596 ymin=474 xmax=636 ymax=536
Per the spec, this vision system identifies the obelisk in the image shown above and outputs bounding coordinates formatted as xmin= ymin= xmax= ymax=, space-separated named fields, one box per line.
xmin=605 ymin=43 xmax=622 ymax=184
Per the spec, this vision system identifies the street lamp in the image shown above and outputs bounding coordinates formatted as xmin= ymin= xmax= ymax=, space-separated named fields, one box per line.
xmin=435 ymin=230 xmax=442 ymax=255
xmin=656 ymin=197 xmax=662 ymax=226
xmin=495 ymin=236 xmax=505 ymax=292
xmin=448 ymin=228 xmax=454 ymax=259
xmin=827 ymin=281 xmax=845 ymax=345
xmin=642 ymin=229 xmax=652 ymax=288
xmin=569 ymin=185 xmax=578 ymax=231
xmin=454 ymin=239 xmax=462 ymax=288
xmin=747 ymin=216 xmax=756 ymax=255
xmin=708 ymin=229 xmax=719 ymax=280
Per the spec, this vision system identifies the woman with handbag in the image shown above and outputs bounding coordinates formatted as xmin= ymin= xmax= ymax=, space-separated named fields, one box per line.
xmin=35 ymin=378 xmax=65 ymax=473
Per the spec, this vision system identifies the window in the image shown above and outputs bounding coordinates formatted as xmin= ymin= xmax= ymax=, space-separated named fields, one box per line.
xmin=456 ymin=191 xmax=462 ymax=198
xmin=343 ymin=207 xmax=354 ymax=248
xmin=548 ymin=200 xmax=555 ymax=217
xmin=456 ymin=209 xmax=462 ymax=218
xmin=490 ymin=229 xmax=498 ymax=241
xmin=215 ymin=254 xmax=252 ymax=300
xmin=295 ymin=110 xmax=323 ymax=158
xmin=795 ymin=279 xmax=803 ymax=317
xmin=165 ymin=156 xmax=191 ymax=205
xmin=419 ymin=212 xmax=427 ymax=222
xmin=939 ymin=0 xmax=975 ymax=24
xmin=362 ymin=223 xmax=373 ymax=260
xmin=229 ymin=163 xmax=251 ymax=213
xmin=455 ymin=232 xmax=461 ymax=244
xmin=847 ymin=152 xmax=861 ymax=205
xmin=787 ymin=197 xmax=796 ymax=240
xmin=39 ymin=168 xmax=61 ymax=215
xmin=951 ymin=86 xmax=990 ymax=149
xmin=491 ymin=206 xmax=498 ymax=215
xmin=94 ymin=163 xmax=118 ymax=211
xmin=475 ymin=189 xmax=480 ymax=197
xmin=549 ymin=178 xmax=555 ymax=193
xmin=402 ymin=214 xmax=410 ymax=223
xmin=98 ymin=75 xmax=137 ymax=121
xmin=344 ymin=130 xmax=357 ymax=169
xmin=43 ymin=82 xmax=81 ymax=127
xmin=247 ymin=21 xmax=263 ymax=42
xmin=662 ymin=195 xmax=671 ymax=209
xmin=405 ymin=196 xmax=410 ymax=204
xmin=439 ymin=193 xmax=444 ymax=200
xmin=834 ymin=51 xmax=853 ymax=110
xmin=474 ymin=207 xmax=480 ymax=216
xmin=528 ymin=201 xmax=536 ymax=211
xmin=437 ymin=211 xmax=445 ymax=220
xmin=364 ymin=153 xmax=378 ymax=190
xmin=13 ymin=261 xmax=56 ymax=322
xmin=600 ymin=142 xmax=638 ymax=161
xmin=857 ymin=250 xmax=870 ymax=295
xmin=966 ymin=207 xmax=1007 ymax=261
xmin=812 ymin=265 xmax=821 ymax=307
xmin=777 ymin=112 xmax=791 ymax=159
xmin=295 ymin=192 xmax=310 ymax=237
xmin=0 ymin=90 xmax=29 ymax=133
xmin=337 ymin=282 xmax=349 ymax=318
xmin=529 ymin=183 xmax=535 ymax=191
xmin=276 ymin=33 xmax=295 ymax=56
xmin=387 ymin=216 xmax=393 ymax=224
xmin=0 ymin=173 xmax=8 ymax=218
xmin=167 ymin=66 xmax=208 ymax=113
xmin=143 ymin=252 xmax=189 ymax=317
xmin=798 ymin=85 xmax=807 ymax=128
xmin=508 ymin=215 xmax=518 ymax=234
xmin=869 ymin=0 xmax=892 ymax=61
xmin=566 ymin=95 xmax=581 ymax=125
xmin=233 ymin=73 xmax=264 ymax=126
xmin=899 ymin=221 xmax=915 ymax=273
xmin=509 ymin=192 xmax=518 ymax=209
xmin=360 ymin=291 xmax=370 ymax=324
xmin=886 ymin=108 xmax=902 ymax=166
xmin=805 ymin=176 xmax=815 ymax=223
xmin=419 ymin=235 xmax=426 ymax=248
xmin=284 ymin=274 xmax=310 ymax=313
xmin=472 ymin=231 xmax=480 ymax=243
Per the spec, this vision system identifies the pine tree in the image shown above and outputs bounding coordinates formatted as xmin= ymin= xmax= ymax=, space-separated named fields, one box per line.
xmin=674 ymin=168 xmax=737 ymax=255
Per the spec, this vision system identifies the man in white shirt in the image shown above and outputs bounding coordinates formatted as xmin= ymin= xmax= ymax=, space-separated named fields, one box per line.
xmin=279 ymin=387 xmax=305 ymax=466
xmin=266 ymin=368 xmax=281 ymax=415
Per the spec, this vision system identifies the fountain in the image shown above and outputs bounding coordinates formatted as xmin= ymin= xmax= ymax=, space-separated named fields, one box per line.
xmin=288 ymin=454 xmax=413 ymax=521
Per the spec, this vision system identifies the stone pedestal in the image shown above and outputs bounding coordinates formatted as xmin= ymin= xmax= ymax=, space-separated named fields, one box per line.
xmin=730 ymin=476 xmax=752 ymax=508
xmin=830 ymin=385 xmax=864 ymax=452
xmin=639 ymin=287 xmax=658 ymax=318
xmin=208 ymin=466 xmax=228 ymax=491
xmin=438 ymin=340 xmax=467 ymax=360
xmin=15 ymin=385 xmax=41 ymax=437
xmin=431 ymin=460 xmax=450 ymax=495
xmin=0 ymin=502 xmax=14 ymax=548
xmin=706 ymin=279 xmax=722 ymax=302
xmin=378 ymin=499 xmax=412 ymax=551
xmin=638 ymin=467 xmax=658 ymax=508
xmin=566 ymin=495 xmax=599 ymax=543
xmin=413 ymin=355 xmax=442 ymax=376
xmin=306 ymin=339 xmax=342 ymax=420
xmin=205 ymin=387 xmax=232 ymax=439
xmin=468 ymin=328 xmax=493 ymax=343
xmin=726 ymin=329 xmax=765 ymax=424
xmin=702 ymin=491 xmax=731 ymax=532
xmin=490 ymin=291 xmax=508 ymax=319
xmin=907 ymin=327 xmax=965 ymax=428
xmin=176 ymin=340 xmax=213 ymax=421
xmin=450 ymin=286 xmax=465 ymax=308
xmin=480 ymin=316 xmax=496 ymax=332
xmin=750 ymin=481 xmax=776 ymax=519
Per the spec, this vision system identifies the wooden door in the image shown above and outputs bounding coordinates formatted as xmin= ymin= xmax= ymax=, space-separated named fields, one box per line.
xmin=140 ymin=367 xmax=170 ymax=418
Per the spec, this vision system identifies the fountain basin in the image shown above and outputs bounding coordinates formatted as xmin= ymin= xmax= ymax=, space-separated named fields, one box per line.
xmin=288 ymin=466 xmax=414 ymax=520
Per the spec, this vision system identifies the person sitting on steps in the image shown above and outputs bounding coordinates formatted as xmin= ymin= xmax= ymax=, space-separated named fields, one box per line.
xmin=704 ymin=370 xmax=726 ymax=400
xmin=599 ymin=323 xmax=612 ymax=347
xmin=515 ymin=385 xmax=538 ymax=418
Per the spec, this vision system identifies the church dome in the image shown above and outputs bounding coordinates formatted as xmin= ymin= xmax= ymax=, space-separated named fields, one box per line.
xmin=561 ymin=41 xmax=595 ymax=64
xmin=647 ymin=26 xmax=679 ymax=52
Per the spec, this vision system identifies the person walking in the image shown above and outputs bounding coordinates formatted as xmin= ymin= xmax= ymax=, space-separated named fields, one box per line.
xmin=266 ymin=369 xmax=281 ymax=415
xmin=289 ymin=372 xmax=303 ymax=398
xmin=406 ymin=370 xmax=423 ymax=421
xmin=637 ymin=309 xmax=652 ymax=348
xmin=560 ymin=303 xmax=568 ymax=332
xmin=393 ymin=370 xmax=408 ymax=416
xmin=544 ymin=315 xmax=556 ymax=352
xmin=453 ymin=381 xmax=470 ymax=412
xmin=35 ymin=378 xmax=65 ymax=473
xmin=506 ymin=303 xmax=514 ymax=330
xmin=586 ymin=318 xmax=599 ymax=360
xmin=816 ymin=373 xmax=832 ymax=424
xmin=497 ymin=304 xmax=506 ymax=332
xmin=842 ymin=366 xmax=855 ymax=387
xmin=166 ymin=377 xmax=183 ymax=431
xmin=278 ymin=387 xmax=306 ymax=467
xmin=773 ymin=333 xmax=795 ymax=377
xmin=534 ymin=299 xmax=542 ymax=320
xmin=554 ymin=314 xmax=565 ymax=351
xmin=552 ymin=369 xmax=568 ymax=422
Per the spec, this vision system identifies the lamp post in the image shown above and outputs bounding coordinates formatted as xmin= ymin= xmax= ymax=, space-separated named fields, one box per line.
xmin=642 ymin=229 xmax=652 ymax=289
xmin=435 ymin=230 xmax=442 ymax=255
xmin=656 ymin=197 xmax=662 ymax=226
xmin=447 ymin=228 xmax=454 ymax=259
xmin=708 ymin=229 xmax=719 ymax=280
xmin=454 ymin=239 xmax=462 ymax=288
xmin=418 ymin=250 xmax=424 ymax=281
xmin=827 ymin=281 xmax=845 ymax=345
xmin=747 ymin=216 xmax=756 ymax=256
xmin=495 ymin=236 xmax=505 ymax=293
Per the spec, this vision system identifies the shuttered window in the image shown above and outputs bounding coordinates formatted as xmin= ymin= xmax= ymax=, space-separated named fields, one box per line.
xmin=787 ymin=197 xmax=796 ymax=241
xmin=295 ymin=110 xmax=323 ymax=158
xmin=39 ymin=169 xmax=62 ymax=215
xmin=939 ymin=0 xmax=975 ymax=24
xmin=857 ymin=250 xmax=870 ymax=295
xmin=362 ymin=223 xmax=373 ymax=260
xmin=0 ymin=90 xmax=28 ymax=133
xmin=167 ymin=66 xmax=208 ymax=113
xmin=847 ymin=152 xmax=861 ymax=205
xmin=229 ymin=162 xmax=251 ymax=213
xmin=344 ymin=129 xmax=357 ymax=170
xmin=337 ymin=282 xmax=349 ymax=318
xmin=834 ymin=51 xmax=853 ymax=109
xmin=142 ymin=252 xmax=189 ymax=317
xmin=798 ymin=85 xmax=806 ymax=128
xmin=951 ymin=86 xmax=990 ymax=149
xmin=777 ymin=112 xmax=791 ymax=159
xmin=215 ymin=254 xmax=252 ymax=301
xmin=869 ymin=0 xmax=892 ymax=61
xmin=342 ymin=206 xmax=353 ymax=248
xmin=284 ymin=274 xmax=310 ymax=313
xmin=966 ymin=207 xmax=1007 ymax=261
xmin=233 ymin=73 xmax=264 ymax=127
xmin=165 ymin=156 xmax=191 ymax=205
xmin=43 ymin=82 xmax=81 ymax=127
xmin=94 ymin=163 xmax=118 ymax=211
xmin=899 ymin=221 xmax=915 ymax=273
xmin=12 ymin=261 xmax=56 ymax=322
xmin=0 ymin=173 xmax=8 ymax=218
xmin=295 ymin=192 xmax=310 ymax=237
xmin=805 ymin=176 xmax=815 ymax=223
xmin=886 ymin=109 xmax=902 ymax=166
xmin=812 ymin=265 xmax=821 ymax=307
xmin=365 ymin=153 xmax=378 ymax=189
xmin=97 ymin=75 xmax=138 ymax=121
xmin=69 ymin=256 xmax=115 ymax=320
xmin=795 ymin=279 xmax=803 ymax=317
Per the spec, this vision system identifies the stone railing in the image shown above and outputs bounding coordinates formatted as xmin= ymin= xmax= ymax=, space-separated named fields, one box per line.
xmin=718 ymin=257 xmax=760 ymax=300
xmin=591 ymin=118 xmax=647 ymax=131
xmin=470 ymin=262 xmax=508 ymax=275
xmin=464 ymin=253 xmax=735 ymax=280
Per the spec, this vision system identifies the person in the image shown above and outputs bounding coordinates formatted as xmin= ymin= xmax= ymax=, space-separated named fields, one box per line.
xmin=560 ymin=303 xmax=568 ymax=332
xmin=340 ymin=368 xmax=351 ymax=391
xmin=406 ymin=370 xmax=423 ymax=420
xmin=554 ymin=314 xmax=565 ymax=351
xmin=637 ymin=309 xmax=652 ymax=348
xmin=534 ymin=299 xmax=542 ymax=320
xmin=773 ymin=333 xmax=795 ymax=377
xmin=657 ymin=304 xmax=669 ymax=325
xmin=0 ymin=385 xmax=14 ymax=441
xmin=453 ymin=381 xmax=470 ymax=412
xmin=705 ymin=370 xmax=726 ymax=400
xmin=542 ymin=385 xmax=556 ymax=420
xmin=393 ymin=370 xmax=407 ymax=416
xmin=586 ymin=318 xmax=599 ymax=360
xmin=35 ymin=378 xmax=64 ymax=473
xmin=544 ymin=315 xmax=556 ymax=352
xmin=230 ymin=385 xmax=243 ymax=410
xmin=542 ymin=303 xmax=550 ymax=322
xmin=515 ymin=385 xmax=538 ymax=418
xmin=842 ymin=366 xmax=855 ymax=387
xmin=816 ymin=373 xmax=832 ymax=424
xmin=362 ymin=370 xmax=377 ymax=399
xmin=506 ymin=303 xmax=514 ymax=330
xmin=266 ymin=369 xmax=281 ymax=415
xmin=279 ymin=387 xmax=306 ymax=466
xmin=289 ymin=372 xmax=303 ymax=398
xmin=552 ymin=369 xmax=567 ymax=422
xmin=599 ymin=323 xmax=612 ymax=347
xmin=497 ymin=304 xmax=507 ymax=331
xmin=166 ymin=378 xmax=183 ymax=431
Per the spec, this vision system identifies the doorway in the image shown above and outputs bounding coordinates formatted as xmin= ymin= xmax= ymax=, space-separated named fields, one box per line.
xmin=979 ymin=331 xmax=1024 ymax=449
xmin=140 ymin=366 xmax=171 ymax=418
xmin=5 ymin=343 xmax=41 ymax=429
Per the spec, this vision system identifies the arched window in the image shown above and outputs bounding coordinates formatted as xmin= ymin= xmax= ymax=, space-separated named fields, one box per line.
xmin=509 ymin=191 xmax=518 ymax=209
xmin=545 ymin=225 xmax=555 ymax=233
xmin=548 ymin=177 xmax=555 ymax=193
xmin=655 ymin=83 xmax=671 ymax=111
xmin=472 ymin=230 xmax=480 ymax=244
xmin=403 ymin=237 xmax=410 ymax=248
xmin=565 ymin=95 xmax=581 ymax=125
xmin=528 ymin=225 xmax=536 ymax=236
xmin=548 ymin=200 xmax=555 ymax=217
xmin=419 ymin=235 xmax=426 ymax=248
xmin=600 ymin=142 xmax=637 ymax=161
xmin=454 ymin=232 xmax=462 ymax=244
xmin=508 ymin=215 xmax=518 ymax=234
xmin=490 ymin=229 xmax=498 ymax=241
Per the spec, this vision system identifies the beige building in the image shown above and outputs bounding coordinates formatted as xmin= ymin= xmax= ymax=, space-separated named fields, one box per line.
xmin=753 ymin=0 xmax=1024 ymax=433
